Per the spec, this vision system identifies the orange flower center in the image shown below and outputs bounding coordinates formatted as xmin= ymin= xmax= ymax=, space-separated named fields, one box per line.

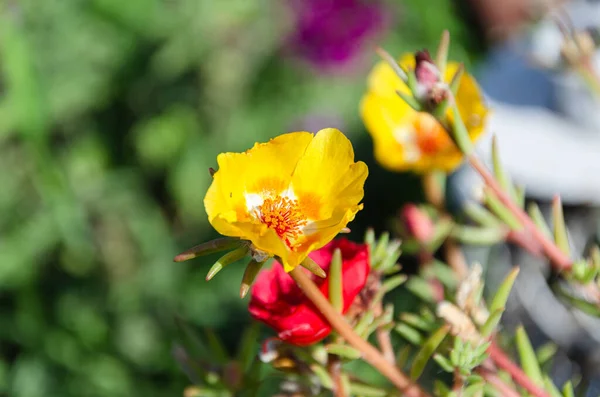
xmin=413 ymin=113 xmax=453 ymax=155
xmin=259 ymin=196 xmax=307 ymax=248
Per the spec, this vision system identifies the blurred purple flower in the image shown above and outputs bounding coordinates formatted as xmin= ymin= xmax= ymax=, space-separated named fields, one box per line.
xmin=288 ymin=0 xmax=387 ymax=71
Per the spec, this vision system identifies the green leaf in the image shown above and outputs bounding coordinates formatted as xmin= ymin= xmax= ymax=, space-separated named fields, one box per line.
xmin=300 ymin=256 xmax=326 ymax=278
xmin=515 ymin=325 xmax=544 ymax=386
xmin=552 ymin=196 xmax=570 ymax=256
xmin=449 ymin=64 xmax=464 ymax=96
xmin=484 ymin=189 xmax=522 ymax=231
xmin=373 ymin=232 xmax=390 ymax=264
xmin=310 ymin=364 xmax=333 ymax=389
xmin=451 ymin=225 xmax=506 ymax=245
xmin=562 ymin=380 xmax=575 ymax=397
xmin=426 ymin=217 xmax=454 ymax=252
xmin=206 ymin=246 xmax=249 ymax=281
xmin=396 ymin=88 xmax=423 ymax=111
xmin=354 ymin=311 xmax=375 ymax=336
xmin=365 ymin=228 xmax=376 ymax=252
xmin=400 ymin=313 xmax=436 ymax=332
xmin=433 ymin=353 xmax=454 ymax=372
xmin=174 ymin=237 xmax=244 ymax=262
xmin=449 ymin=101 xmax=474 ymax=154
xmin=463 ymin=202 xmax=502 ymax=228
xmin=552 ymin=283 xmax=600 ymax=316
xmin=422 ymin=260 xmax=457 ymax=289
xmin=348 ymin=383 xmax=388 ymax=397
xmin=489 ymin=267 xmax=520 ymax=315
xmin=435 ymin=30 xmax=450 ymax=75
xmin=410 ymin=325 xmax=450 ymax=380
xmin=535 ymin=343 xmax=557 ymax=367
xmin=240 ymin=259 xmax=266 ymax=298
xmin=376 ymin=47 xmax=408 ymax=82
xmin=479 ymin=308 xmax=503 ymax=338
xmin=394 ymin=324 xmax=423 ymax=345
xmin=491 ymin=135 xmax=518 ymax=204
xmin=329 ymin=248 xmax=343 ymax=313
xmin=527 ymin=203 xmax=552 ymax=239
xmin=406 ymin=277 xmax=436 ymax=303
xmin=326 ymin=344 xmax=362 ymax=360
xmin=543 ymin=375 xmax=564 ymax=397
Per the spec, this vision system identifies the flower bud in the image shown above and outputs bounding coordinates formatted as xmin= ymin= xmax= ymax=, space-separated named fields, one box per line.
xmin=401 ymin=204 xmax=435 ymax=243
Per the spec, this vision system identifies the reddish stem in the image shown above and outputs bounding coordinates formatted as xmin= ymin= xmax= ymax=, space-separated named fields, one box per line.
xmin=487 ymin=342 xmax=551 ymax=397
xmin=478 ymin=368 xmax=521 ymax=397
xmin=469 ymin=156 xmax=573 ymax=271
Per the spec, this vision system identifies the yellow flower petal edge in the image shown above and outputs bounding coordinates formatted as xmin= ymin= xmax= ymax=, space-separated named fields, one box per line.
xmin=360 ymin=53 xmax=489 ymax=173
xmin=204 ymin=129 xmax=368 ymax=272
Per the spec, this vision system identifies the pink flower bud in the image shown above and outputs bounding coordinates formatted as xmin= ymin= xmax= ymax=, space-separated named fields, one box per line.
xmin=401 ymin=204 xmax=435 ymax=243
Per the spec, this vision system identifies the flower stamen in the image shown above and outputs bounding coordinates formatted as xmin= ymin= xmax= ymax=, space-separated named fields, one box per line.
xmin=258 ymin=196 xmax=308 ymax=248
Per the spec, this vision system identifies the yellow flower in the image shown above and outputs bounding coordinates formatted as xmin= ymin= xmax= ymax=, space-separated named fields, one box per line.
xmin=204 ymin=128 xmax=368 ymax=272
xmin=360 ymin=53 xmax=489 ymax=173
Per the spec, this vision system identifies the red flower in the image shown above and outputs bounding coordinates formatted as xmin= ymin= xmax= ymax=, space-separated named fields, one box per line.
xmin=248 ymin=239 xmax=370 ymax=346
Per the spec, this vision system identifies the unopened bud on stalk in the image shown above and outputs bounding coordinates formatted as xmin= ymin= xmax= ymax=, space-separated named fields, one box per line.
xmin=401 ymin=204 xmax=435 ymax=243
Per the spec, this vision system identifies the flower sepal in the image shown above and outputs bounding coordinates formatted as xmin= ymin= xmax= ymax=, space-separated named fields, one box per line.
xmin=174 ymin=237 xmax=245 ymax=263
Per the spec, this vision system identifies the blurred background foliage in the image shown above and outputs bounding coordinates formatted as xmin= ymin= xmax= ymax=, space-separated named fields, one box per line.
xmin=0 ymin=0 xmax=480 ymax=395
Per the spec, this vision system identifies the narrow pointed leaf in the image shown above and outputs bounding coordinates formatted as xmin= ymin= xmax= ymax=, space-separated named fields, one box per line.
xmin=434 ymin=380 xmax=452 ymax=397
xmin=527 ymin=203 xmax=552 ymax=239
xmin=329 ymin=248 xmax=343 ymax=313
xmin=396 ymin=89 xmax=423 ymax=111
xmin=449 ymin=64 xmax=465 ymax=96
xmin=433 ymin=353 xmax=454 ymax=372
xmin=206 ymin=246 xmax=249 ymax=281
xmin=562 ymin=380 xmax=575 ymax=397
xmin=514 ymin=185 xmax=526 ymax=208
xmin=451 ymin=225 xmax=507 ymax=245
xmin=536 ymin=343 xmax=557 ymax=367
xmin=175 ymin=237 xmax=243 ymax=262
xmin=426 ymin=217 xmax=454 ymax=252
xmin=310 ymin=364 xmax=333 ymax=389
xmin=515 ymin=325 xmax=544 ymax=386
xmin=373 ymin=232 xmax=390 ymax=264
xmin=542 ymin=376 xmax=563 ymax=397
xmin=300 ymin=256 xmax=326 ymax=278
xmin=365 ymin=228 xmax=376 ymax=252
xmin=396 ymin=345 xmax=412 ymax=367
xmin=479 ymin=308 xmax=504 ymax=338
xmin=326 ymin=343 xmax=362 ymax=360
xmin=240 ymin=259 xmax=266 ymax=298
xmin=491 ymin=135 xmax=518 ymax=202
xmin=489 ymin=267 xmax=520 ymax=314
xmin=406 ymin=69 xmax=419 ymax=96
xmin=552 ymin=283 xmax=600 ymax=316
xmin=464 ymin=202 xmax=502 ymax=227
xmin=382 ymin=274 xmax=408 ymax=293
xmin=406 ymin=277 xmax=436 ymax=303
xmin=484 ymin=188 xmax=522 ymax=230
xmin=552 ymin=196 xmax=570 ymax=256
xmin=354 ymin=311 xmax=375 ymax=336
xmin=435 ymin=30 xmax=450 ymax=75
xmin=421 ymin=260 xmax=457 ymax=289
xmin=376 ymin=47 xmax=408 ymax=82
xmin=410 ymin=325 xmax=450 ymax=380
xmin=395 ymin=323 xmax=423 ymax=345
xmin=400 ymin=312 xmax=436 ymax=332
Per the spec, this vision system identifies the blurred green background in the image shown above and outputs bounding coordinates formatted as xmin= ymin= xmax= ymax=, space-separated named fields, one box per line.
xmin=0 ymin=0 xmax=480 ymax=395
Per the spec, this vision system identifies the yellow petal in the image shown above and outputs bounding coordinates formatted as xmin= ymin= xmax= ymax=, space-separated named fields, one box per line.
xmin=291 ymin=128 xmax=368 ymax=220
xmin=204 ymin=132 xmax=313 ymax=233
